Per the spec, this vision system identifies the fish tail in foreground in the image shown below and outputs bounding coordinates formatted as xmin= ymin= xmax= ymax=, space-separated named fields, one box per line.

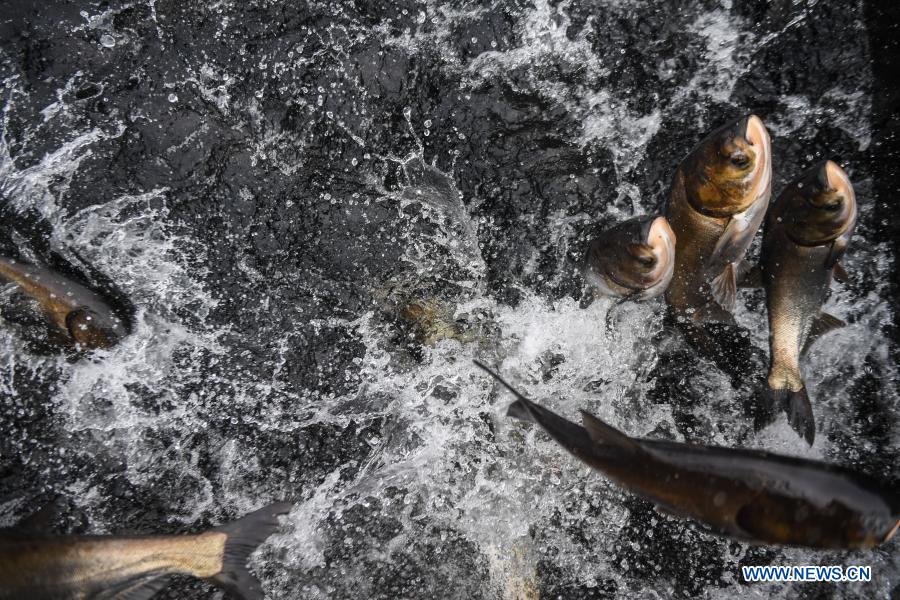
xmin=208 ymin=502 xmax=293 ymax=599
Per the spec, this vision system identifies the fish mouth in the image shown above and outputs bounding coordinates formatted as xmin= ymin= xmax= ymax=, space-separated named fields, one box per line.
xmin=635 ymin=216 xmax=676 ymax=294
xmin=823 ymin=160 xmax=857 ymax=237
xmin=824 ymin=160 xmax=853 ymax=201
xmin=646 ymin=216 xmax=675 ymax=273
xmin=743 ymin=114 xmax=771 ymax=202
xmin=646 ymin=216 xmax=676 ymax=249
xmin=784 ymin=160 xmax=857 ymax=246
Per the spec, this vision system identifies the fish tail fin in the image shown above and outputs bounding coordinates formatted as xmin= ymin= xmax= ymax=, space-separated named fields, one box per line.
xmin=766 ymin=386 xmax=815 ymax=445
xmin=208 ymin=502 xmax=293 ymax=600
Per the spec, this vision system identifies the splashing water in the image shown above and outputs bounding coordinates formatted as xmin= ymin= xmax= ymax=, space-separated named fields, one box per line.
xmin=0 ymin=0 xmax=897 ymax=598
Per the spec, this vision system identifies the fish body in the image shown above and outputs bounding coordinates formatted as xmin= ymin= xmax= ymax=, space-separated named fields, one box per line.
xmin=476 ymin=362 xmax=898 ymax=549
xmin=0 ymin=257 xmax=126 ymax=349
xmin=0 ymin=502 xmax=291 ymax=600
xmin=665 ymin=115 xmax=771 ymax=321
xmin=583 ymin=215 xmax=676 ymax=301
xmin=761 ymin=161 xmax=857 ymax=445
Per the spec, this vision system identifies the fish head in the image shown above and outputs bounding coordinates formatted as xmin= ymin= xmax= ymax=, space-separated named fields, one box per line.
xmin=66 ymin=307 xmax=124 ymax=349
xmin=682 ymin=114 xmax=771 ymax=217
xmin=777 ymin=160 xmax=857 ymax=246
xmin=584 ymin=215 xmax=676 ymax=299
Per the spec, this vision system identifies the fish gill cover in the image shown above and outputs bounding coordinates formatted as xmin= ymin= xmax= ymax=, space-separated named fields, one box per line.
xmin=0 ymin=0 xmax=897 ymax=598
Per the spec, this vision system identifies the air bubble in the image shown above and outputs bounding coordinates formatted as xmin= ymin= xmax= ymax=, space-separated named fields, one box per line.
xmin=100 ymin=34 xmax=116 ymax=48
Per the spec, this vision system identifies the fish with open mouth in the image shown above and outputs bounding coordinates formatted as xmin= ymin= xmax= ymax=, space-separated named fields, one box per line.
xmin=760 ymin=160 xmax=857 ymax=445
xmin=475 ymin=361 xmax=899 ymax=549
xmin=665 ymin=115 xmax=772 ymax=323
xmin=583 ymin=215 xmax=676 ymax=301
xmin=0 ymin=502 xmax=292 ymax=599
xmin=0 ymin=256 xmax=127 ymax=349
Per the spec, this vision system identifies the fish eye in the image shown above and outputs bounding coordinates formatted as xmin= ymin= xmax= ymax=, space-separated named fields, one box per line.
xmin=729 ymin=152 xmax=750 ymax=169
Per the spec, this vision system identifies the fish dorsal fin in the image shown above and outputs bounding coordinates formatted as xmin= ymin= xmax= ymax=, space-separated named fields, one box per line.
xmin=802 ymin=312 xmax=846 ymax=356
xmin=579 ymin=410 xmax=642 ymax=453
xmin=94 ymin=573 xmax=171 ymax=599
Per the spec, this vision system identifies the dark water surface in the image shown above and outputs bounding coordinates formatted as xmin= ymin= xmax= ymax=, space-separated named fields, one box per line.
xmin=1 ymin=0 xmax=897 ymax=598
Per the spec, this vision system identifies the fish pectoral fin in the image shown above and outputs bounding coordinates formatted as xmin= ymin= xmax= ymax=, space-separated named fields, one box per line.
xmin=707 ymin=194 xmax=769 ymax=273
xmin=802 ymin=312 xmax=846 ymax=356
xmin=93 ymin=573 xmax=171 ymax=600
xmin=209 ymin=502 xmax=293 ymax=600
xmin=832 ymin=262 xmax=849 ymax=283
xmin=579 ymin=410 xmax=642 ymax=453
xmin=710 ymin=264 xmax=738 ymax=310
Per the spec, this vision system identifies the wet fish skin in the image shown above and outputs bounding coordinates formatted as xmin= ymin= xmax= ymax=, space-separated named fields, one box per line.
xmin=761 ymin=160 xmax=857 ymax=445
xmin=664 ymin=115 xmax=771 ymax=321
xmin=476 ymin=361 xmax=899 ymax=549
xmin=583 ymin=215 xmax=676 ymax=301
xmin=0 ymin=502 xmax=292 ymax=600
xmin=0 ymin=256 xmax=126 ymax=349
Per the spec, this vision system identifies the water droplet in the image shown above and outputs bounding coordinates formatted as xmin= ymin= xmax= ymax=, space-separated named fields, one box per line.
xmin=100 ymin=34 xmax=115 ymax=48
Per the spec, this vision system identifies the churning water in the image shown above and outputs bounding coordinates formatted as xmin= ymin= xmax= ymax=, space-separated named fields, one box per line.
xmin=0 ymin=0 xmax=897 ymax=598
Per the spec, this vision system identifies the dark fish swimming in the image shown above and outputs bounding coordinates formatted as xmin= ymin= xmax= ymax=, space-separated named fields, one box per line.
xmin=760 ymin=160 xmax=857 ymax=445
xmin=583 ymin=215 xmax=676 ymax=301
xmin=0 ymin=502 xmax=292 ymax=600
xmin=665 ymin=115 xmax=771 ymax=323
xmin=475 ymin=361 xmax=899 ymax=549
xmin=0 ymin=256 xmax=126 ymax=349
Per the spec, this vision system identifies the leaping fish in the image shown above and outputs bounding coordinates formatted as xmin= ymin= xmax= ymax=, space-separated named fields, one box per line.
xmin=583 ymin=215 xmax=676 ymax=301
xmin=0 ymin=502 xmax=292 ymax=599
xmin=475 ymin=361 xmax=898 ymax=549
xmin=0 ymin=256 xmax=127 ymax=349
xmin=760 ymin=160 xmax=857 ymax=445
xmin=665 ymin=115 xmax=771 ymax=323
